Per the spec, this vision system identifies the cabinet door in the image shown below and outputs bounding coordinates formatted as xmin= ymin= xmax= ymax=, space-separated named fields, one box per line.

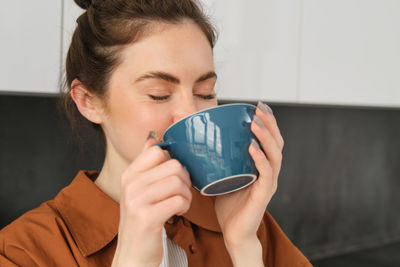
xmin=202 ymin=0 xmax=301 ymax=103
xmin=299 ymin=0 xmax=400 ymax=108
xmin=0 ymin=1 xmax=62 ymax=94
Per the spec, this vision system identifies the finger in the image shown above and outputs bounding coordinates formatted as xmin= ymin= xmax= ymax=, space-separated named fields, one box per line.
xmin=142 ymin=131 xmax=160 ymax=151
xmin=248 ymin=141 xmax=278 ymax=196
xmin=144 ymin=159 xmax=191 ymax=188
xmin=255 ymin=102 xmax=284 ymax=150
xmin=144 ymin=175 xmax=192 ymax=204
xmin=144 ymin=130 xmax=172 ymax=160
xmin=143 ymin=131 xmax=171 ymax=156
xmin=150 ymin=195 xmax=191 ymax=225
xmin=124 ymin=145 xmax=170 ymax=178
xmin=251 ymin=116 xmax=282 ymax=172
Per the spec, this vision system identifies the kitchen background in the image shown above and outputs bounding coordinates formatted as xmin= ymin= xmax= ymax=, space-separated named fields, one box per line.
xmin=1 ymin=1 xmax=399 ymax=266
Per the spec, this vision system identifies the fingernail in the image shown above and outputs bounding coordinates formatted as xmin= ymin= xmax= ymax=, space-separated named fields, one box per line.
xmin=257 ymin=101 xmax=273 ymax=115
xmin=147 ymin=131 xmax=159 ymax=140
xmin=251 ymin=138 xmax=261 ymax=150
xmin=253 ymin=115 xmax=265 ymax=128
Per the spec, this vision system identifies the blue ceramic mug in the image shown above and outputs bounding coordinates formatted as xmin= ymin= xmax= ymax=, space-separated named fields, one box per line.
xmin=156 ymin=103 xmax=261 ymax=196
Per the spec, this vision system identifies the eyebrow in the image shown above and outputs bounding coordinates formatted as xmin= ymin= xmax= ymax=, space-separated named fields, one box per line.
xmin=134 ymin=71 xmax=217 ymax=84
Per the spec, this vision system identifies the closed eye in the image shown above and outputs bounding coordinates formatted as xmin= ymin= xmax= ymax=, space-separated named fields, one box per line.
xmin=149 ymin=95 xmax=170 ymax=101
xmin=196 ymin=94 xmax=216 ymax=100
xmin=149 ymin=94 xmax=216 ymax=101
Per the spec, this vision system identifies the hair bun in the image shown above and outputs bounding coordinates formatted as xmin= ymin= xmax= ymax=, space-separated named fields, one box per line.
xmin=74 ymin=0 xmax=92 ymax=10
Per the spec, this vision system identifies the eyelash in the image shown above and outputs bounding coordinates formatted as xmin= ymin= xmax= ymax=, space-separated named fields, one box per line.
xmin=149 ymin=94 xmax=216 ymax=101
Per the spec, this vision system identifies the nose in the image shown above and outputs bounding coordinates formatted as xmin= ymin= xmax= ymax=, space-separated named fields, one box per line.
xmin=172 ymin=96 xmax=198 ymax=123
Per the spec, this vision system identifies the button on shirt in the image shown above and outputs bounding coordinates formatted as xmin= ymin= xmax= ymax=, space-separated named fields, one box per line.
xmin=0 ymin=171 xmax=312 ymax=267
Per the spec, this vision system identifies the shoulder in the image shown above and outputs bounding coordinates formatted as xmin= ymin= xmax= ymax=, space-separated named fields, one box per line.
xmin=1 ymin=200 xmax=66 ymax=241
xmin=258 ymin=210 xmax=312 ymax=267
xmin=0 ymin=200 xmax=73 ymax=265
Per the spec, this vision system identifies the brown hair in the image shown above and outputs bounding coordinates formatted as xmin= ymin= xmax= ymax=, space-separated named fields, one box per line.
xmin=59 ymin=0 xmax=217 ymax=146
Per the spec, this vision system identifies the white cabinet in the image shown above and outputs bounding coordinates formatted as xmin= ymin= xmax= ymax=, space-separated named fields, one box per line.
xmin=0 ymin=1 xmax=62 ymax=94
xmin=1 ymin=0 xmax=399 ymax=108
xmin=298 ymin=0 xmax=400 ymax=108
xmin=203 ymin=0 xmax=301 ymax=103
xmin=206 ymin=0 xmax=400 ymax=108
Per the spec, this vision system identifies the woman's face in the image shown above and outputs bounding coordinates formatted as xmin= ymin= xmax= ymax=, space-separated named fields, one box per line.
xmin=99 ymin=20 xmax=218 ymax=166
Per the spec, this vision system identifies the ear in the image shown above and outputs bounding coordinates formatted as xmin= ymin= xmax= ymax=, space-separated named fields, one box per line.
xmin=70 ymin=78 xmax=103 ymax=124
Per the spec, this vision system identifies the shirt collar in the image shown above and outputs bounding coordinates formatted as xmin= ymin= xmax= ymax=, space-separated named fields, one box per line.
xmin=54 ymin=170 xmax=221 ymax=257
xmin=54 ymin=170 xmax=120 ymax=257
xmin=183 ymin=187 xmax=221 ymax=233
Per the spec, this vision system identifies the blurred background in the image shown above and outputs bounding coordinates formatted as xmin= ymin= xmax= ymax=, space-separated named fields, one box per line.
xmin=1 ymin=1 xmax=399 ymax=266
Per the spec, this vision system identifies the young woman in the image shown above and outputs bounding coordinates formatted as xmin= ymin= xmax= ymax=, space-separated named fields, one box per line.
xmin=0 ymin=0 xmax=311 ymax=266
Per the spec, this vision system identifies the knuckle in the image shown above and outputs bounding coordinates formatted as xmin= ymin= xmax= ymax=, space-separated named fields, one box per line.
xmin=169 ymin=159 xmax=183 ymax=171
xmin=186 ymin=188 xmax=193 ymax=203
xmin=276 ymin=152 xmax=283 ymax=162
xmin=170 ymin=175 xmax=183 ymax=188
xmin=272 ymin=181 xmax=278 ymax=194
xmin=251 ymin=121 xmax=258 ymax=132
xmin=185 ymin=175 xmax=192 ymax=187
xmin=183 ymin=166 xmax=190 ymax=176
xmin=173 ymin=195 xmax=191 ymax=215
xmin=174 ymin=195 xmax=186 ymax=207
xmin=146 ymin=145 xmax=166 ymax=161
xmin=182 ymin=201 xmax=190 ymax=213
xmin=175 ymin=176 xmax=189 ymax=192
xmin=185 ymin=195 xmax=191 ymax=208
xmin=183 ymin=167 xmax=191 ymax=179
xmin=173 ymin=196 xmax=184 ymax=209
xmin=153 ymin=146 xmax=167 ymax=159
xmin=266 ymin=115 xmax=274 ymax=124
xmin=280 ymin=138 xmax=285 ymax=149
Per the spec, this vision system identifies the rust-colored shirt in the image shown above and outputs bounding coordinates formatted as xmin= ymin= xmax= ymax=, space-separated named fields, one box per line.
xmin=0 ymin=171 xmax=311 ymax=267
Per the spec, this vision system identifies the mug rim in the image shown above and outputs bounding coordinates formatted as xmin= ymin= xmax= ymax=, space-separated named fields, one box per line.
xmin=163 ymin=103 xmax=256 ymax=136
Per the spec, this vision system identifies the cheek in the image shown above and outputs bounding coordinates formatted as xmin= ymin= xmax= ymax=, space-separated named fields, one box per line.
xmin=102 ymin=104 xmax=173 ymax=163
xmin=107 ymin=87 xmax=172 ymax=139
xmin=133 ymin=106 xmax=173 ymax=139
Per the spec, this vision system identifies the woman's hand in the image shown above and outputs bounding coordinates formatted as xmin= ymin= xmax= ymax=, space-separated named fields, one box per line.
xmin=214 ymin=101 xmax=284 ymax=265
xmin=112 ymin=135 xmax=192 ymax=267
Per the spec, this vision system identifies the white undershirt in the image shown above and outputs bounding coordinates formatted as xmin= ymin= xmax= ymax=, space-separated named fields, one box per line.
xmin=159 ymin=227 xmax=188 ymax=267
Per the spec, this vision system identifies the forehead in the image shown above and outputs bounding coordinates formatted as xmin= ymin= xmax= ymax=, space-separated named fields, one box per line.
xmin=116 ymin=20 xmax=214 ymax=78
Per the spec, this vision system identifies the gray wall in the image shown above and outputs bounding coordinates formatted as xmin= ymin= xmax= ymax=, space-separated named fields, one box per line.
xmin=1 ymin=95 xmax=399 ymax=265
